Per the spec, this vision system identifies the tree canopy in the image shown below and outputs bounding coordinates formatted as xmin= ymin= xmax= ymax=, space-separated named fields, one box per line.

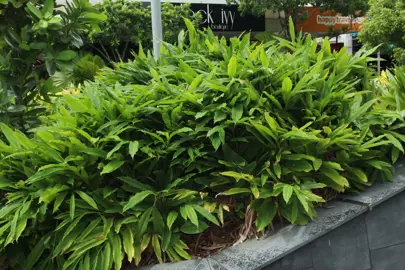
xmin=359 ymin=0 xmax=405 ymax=65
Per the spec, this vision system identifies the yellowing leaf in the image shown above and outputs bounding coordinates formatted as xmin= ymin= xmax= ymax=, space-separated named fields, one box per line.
xmin=220 ymin=171 xmax=253 ymax=181
xmin=152 ymin=235 xmax=163 ymax=264
xmin=112 ymin=235 xmax=123 ymax=270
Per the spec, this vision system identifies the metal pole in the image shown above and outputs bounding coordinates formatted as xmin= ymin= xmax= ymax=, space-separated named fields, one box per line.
xmin=377 ymin=51 xmax=381 ymax=75
xmin=151 ymin=0 xmax=163 ymax=60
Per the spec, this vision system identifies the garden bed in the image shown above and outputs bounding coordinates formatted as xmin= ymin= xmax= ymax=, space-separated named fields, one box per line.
xmin=1 ymin=18 xmax=405 ymax=270
xmin=139 ymin=161 xmax=405 ymax=270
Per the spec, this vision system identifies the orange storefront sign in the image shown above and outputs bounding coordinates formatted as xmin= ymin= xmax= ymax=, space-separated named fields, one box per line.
xmin=295 ymin=7 xmax=364 ymax=33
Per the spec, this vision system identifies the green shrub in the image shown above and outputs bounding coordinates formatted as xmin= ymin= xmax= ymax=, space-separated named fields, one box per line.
xmin=52 ymin=54 xmax=105 ymax=88
xmin=0 ymin=0 xmax=106 ymax=130
xmin=0 ymin=19 xmax=403 ymax=269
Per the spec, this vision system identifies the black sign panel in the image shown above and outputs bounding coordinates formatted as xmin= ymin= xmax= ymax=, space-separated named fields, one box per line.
xmin=190 ymin=4 xmax=265 ymax=32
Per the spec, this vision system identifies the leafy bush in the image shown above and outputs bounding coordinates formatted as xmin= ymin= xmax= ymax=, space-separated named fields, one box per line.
xmin=52 ymin=54 xmax=105 ymax=88
xmin=0 ymin=19 xmax=403 ymax=269
xmin=87 ymin=0 xmax=201 ymax=64
xmin=0 ymin=0 xmax=106 ymax=130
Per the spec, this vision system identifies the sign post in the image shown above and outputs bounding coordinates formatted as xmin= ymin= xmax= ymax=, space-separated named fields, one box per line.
xmin=151 ymin=0 xmax=163 ymax=60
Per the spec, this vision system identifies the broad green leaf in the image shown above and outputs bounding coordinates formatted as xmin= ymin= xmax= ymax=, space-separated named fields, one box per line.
xmin=214 ymin=110 xmax=227 ymax=123
xmin=232 ymin=103 xmax=243 ymax=122
xmin=129 ymin=141 xmax=139 ymax=159
xmin=28 ymin=167 xmax=68 ymax=184
xmin=70 ymin=194 xmax=75 ymax=220
xmin=287 ymin=160 xmax=313 ymax=172
xmin=282 ymin=185 xmax=293 ymax=203
xmin=136 ymin=208 xmax=152 ymax=242
xmin=152 ymin=234 xmax=163 ymax=264
xmin=189 ymin=75 xmax=202 ymax=90
xmin=320 ymin=167 xmax=349 ymax=188
xmin=193 ymin=205 xmax=219 ymax=226
xmin=40 ymin=185 xmax=69 ymax=203
xmin=345 ymin=167 xmax=368 ymax=183
xmin=25 ymin=236 xmax=47 ymax=270
xmin=0 ymin=123 xmax=19 ymax=148
xmin=152 ymin=208 xmax=165 ymax=234
xmin=300 ymin=182 xmax=327 ymax=190
xmin=171 ymin=241 xmax=191 ymax=260
xmin=228 ymin=56 xmax=237 ymax=78
xmin=101 ymin=160 xmax=125 ymax=175
xmin=256 ymin=200 xmax=277 ymax=232
xmin=76 ymin=191 xmax=98 ymax=210
xmin=162 ymin=229 xmax=172 ymax=251
xmin=167 ymin=211 xmax=178 ymax=229
xmin=77 ymin=218 xmax=101 ymax=242
xmin=289 ymin=16 xmax=295 ymax=42
xmin=323 ymin=161 xmax=343 ymax=171
xmin=112 ymin=235 xmax=123 ymax=270
xmin=119 ymin=176 xmax=154 ymax=191
xmin=43 ymin=0 xmax=54 ymax=15
xmin=291 ymin=199 xmax=298 ymax=224
xmin=56 ymin=50 xmax=77 ymax=61
xmin=82 ymin=253 xmax=90 ymax=270
xmin=121 ymin=227 xmax=134 ymax=262
xmin=53 ymin=192 xmax=68 ymax=213
xmin=106 ymin=142 xmax=125 ymax=159
xmin=313 ymin=159 xmax=322 ymax=171
xmin=183 ymin=205 xmax=198 ymax=226
xmin=219 ymin=188 xmax=251 ymax=196
xmin=386 ymin=134 xmax=404 ymax=153
xmin=29 ymin=42 xmax=47 ymax=50
xmin=180 ymin=221 xmax=208 ymax=234
xmin=392 ymin=147 xmax=400 ymax=163
xmin=282 ymin=77 xmax=293 ymax=92
xmin=220 ymin=171 xmax=253 ymax=181
xmin=273 ymin=163 xmax=281 ymax=178
xmin=26 ymin=2 xmax=43 ymax=19
xmin=294 ymin=188 xmax=309 ymax=213
xmin=123 ymin=191 xmax=154 ymax=212
xmin=102 ymin=243 xmax=111 ymax=270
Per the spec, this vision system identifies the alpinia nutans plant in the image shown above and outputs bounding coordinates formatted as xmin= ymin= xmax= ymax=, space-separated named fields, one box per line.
xmin=0 ymin=18 xmax=404 ymax=269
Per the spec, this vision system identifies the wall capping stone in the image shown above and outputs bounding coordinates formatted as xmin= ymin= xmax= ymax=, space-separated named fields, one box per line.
xmin=138 ymin=162 xmax=405 ymax=270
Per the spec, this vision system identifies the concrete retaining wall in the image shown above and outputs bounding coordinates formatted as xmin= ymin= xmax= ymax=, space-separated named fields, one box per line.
xmin=264 ymin=190 xmax=405 ymax=270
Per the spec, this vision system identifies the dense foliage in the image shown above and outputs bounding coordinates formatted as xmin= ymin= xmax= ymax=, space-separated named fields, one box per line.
xmin=0 ymin=18 xmax=404 ymax=270
xmin=359 ymin=0 xmax=405 ymax=65
xmin=52 ymin=54 xmax=105 ymax=88
xmin=0 ymin=0 xmax=105 ymax=130
xmin=87 ymin=0 xmax=201 ymax=64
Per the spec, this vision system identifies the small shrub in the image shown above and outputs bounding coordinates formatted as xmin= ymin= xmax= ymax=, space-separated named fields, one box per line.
xmin=53 ymin=54 xmax=105 ymax=88
xmin=0 ymin=19 xmax=403 ymax=269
